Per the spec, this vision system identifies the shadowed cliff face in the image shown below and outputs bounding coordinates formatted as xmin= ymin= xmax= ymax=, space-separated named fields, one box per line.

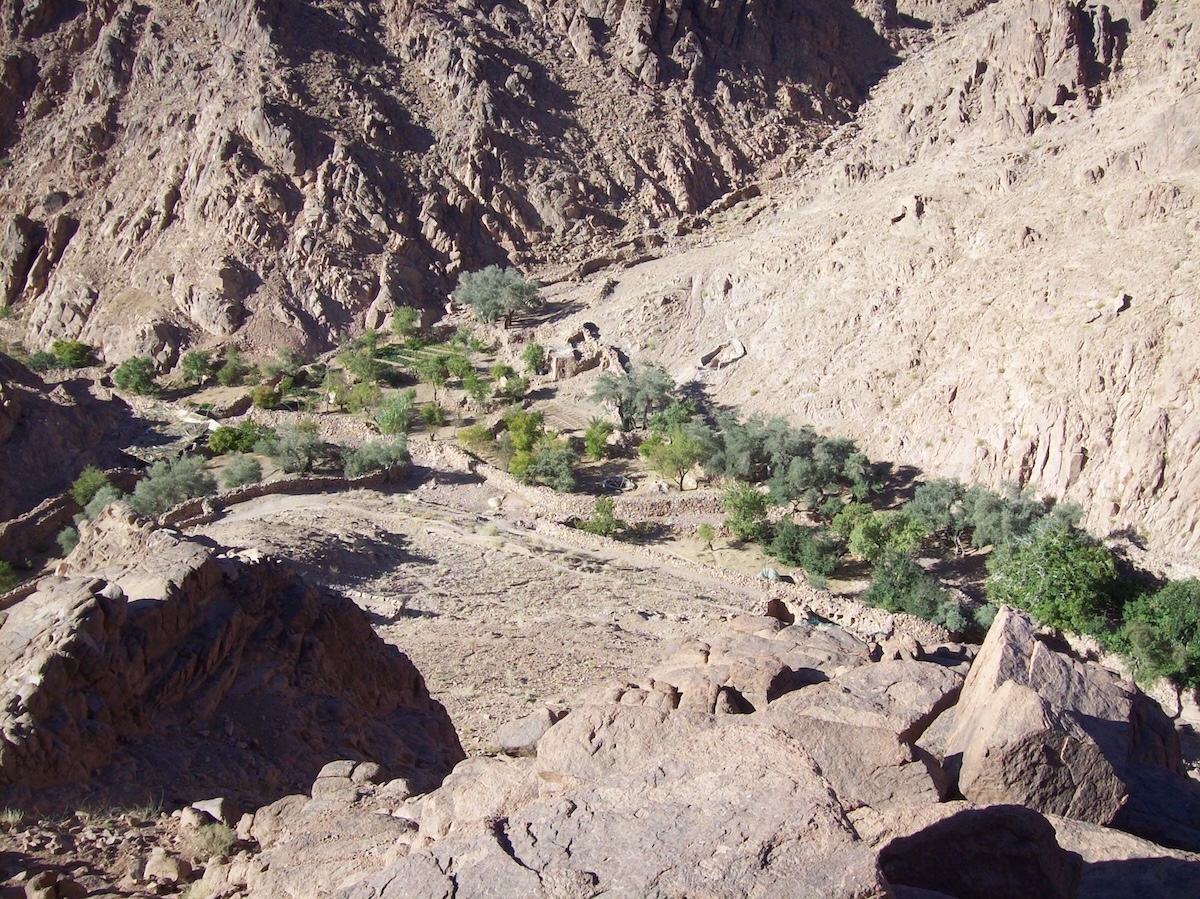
xmin=0 ymin=0 xmax=895 ymax=362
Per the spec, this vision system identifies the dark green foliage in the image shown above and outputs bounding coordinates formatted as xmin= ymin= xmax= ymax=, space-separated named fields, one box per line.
xmin=584 ymin=417 xmax=613 ymax=461
xmin=864 ymin=554 xmax=965 ymax=631
xmin=342 ymin=438 xmax=410 ymax=478
xmin=581 ymin=496 xmax=627 ymax=537
xmin=463 ymin=370 xmax=490 ymax=405
xmin=51 ymin=340 xmax=94 ymax=368
xmin=722 ymin=482 xmax=771 ymax=543
xmin=257 ymin=421 xmax=324 ymax=474
xmin=521 ymin=342 xmax=546 ymax=374
xmin=180 ymin=350 xmax=213 ymax=385
xmin=414 ymin=353 xmax=450 ymax=399
xmin=221 ymin=454 xmax=263 ymax=489
xmin=340 ymin=334 xmax=381 ymax=384
xmin=345 ymin=382 xmax=382 ymax=413
xmin=391 ymin=306 xmax=421 ymax=338
xmin=986 ymin=523 xmax=1119 ymax=634
xmin=376 ymin=390 xmax=416 ymax=435
xmin=83 ymin=484 xmax=122 ymax=520
xmin=907 ymin=478 xmax=970 ymax=551
xmin=457 ymin=424 xmax=494 ymax=453
xmin=962 ymin=483 xmax=1046 ymax=550
xmin=846 ymin=510 xmax=927 ymax=565
xmin=421 ymin=403 xmax=446 ymax=427
xmin=648 ymin=399 xmax=697 ymax=435
xmin=24 ymin=351 xmax=57 ymax=372
xmin=768 ymin=521 xmax=839 ymax=576
xmin=447 ymin=353 xmax=474 ymax=380
xmin=70 ymin=466 xmax=111 ymax=507
xmin=503 ymin=408 xmax=545 ymax=453
xmin=454 ymin=266 xmax=541 ymax=328
xmin=128 ymin=456 xmax=217 ymax=518
xmin=217 ymin=348 xmax=249 ymax=387
xmin=113 ymin=357 xmax=157 ymax=394
xmin=56 ymin=527 xmax=79 ymax=555
xmin=0 ymin=562 xmax=18 ymax=593
xmin=249 ymin=384 xmax=281 ymax=409
xmin=208 ymin=421 xmax=275 ymax=455
xmin=1123 ymin=579 xmax=1200 ymax=688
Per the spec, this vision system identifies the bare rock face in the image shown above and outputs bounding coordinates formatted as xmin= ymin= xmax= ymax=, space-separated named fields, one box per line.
xmin=0 ymin=505 xmax=464 ymax=811
xmin=0 ymin=0 xmax=898 ymax=355
xmin=943 ymin=605 xmax=1200 ymax=851
xmin=0 ymin=353 xmax=133 ymax=522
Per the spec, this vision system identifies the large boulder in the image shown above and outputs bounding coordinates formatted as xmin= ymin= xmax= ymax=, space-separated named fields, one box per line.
xmin=943 ymin=606 xmax=1200 ymax=850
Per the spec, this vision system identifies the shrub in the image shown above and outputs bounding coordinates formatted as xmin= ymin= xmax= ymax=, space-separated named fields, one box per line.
xmin=458 ymin=424 xmax=494 ymax=453
xmin=454 ymin=266 xmax=541 ymax=328
xmin=128 ymin=456 xmax=217 ymax=518
xmin=722 ymin=482 xmax=771 ymax=543
xmin=581 ymin=496 xmax=626 ymax=537
xmin=986 ymin=523 xmax=1119 ymax=634
xmin=583 ymin=417 xmax=613 ymax=461
xmin=180 ymin=350 xmax=213 ymax=385
xmin=644 ymin=427 xmax=705 ymax=490
xmin=209 ymin=421 xmax=274 ymax=455
xmin=343 ymin=438 xmax=410 ymax=478
xmin=217 ymin=348 xmax=248 ymax=387
xmin=697 ymin=522 xmax=716 ymax=549
xmin=391 ymin=306 xmax=421 ymax=338
xmin=864 ymin=554 xmax=949 ymax=621
xmin=375 ymin=390 xmax=416 ymax=435
xmin=51 ymin=339 xmax=94 ymax=368
xmin=463 ymin=370 xmax=490 ymax=405
xmin=56 ymin=527 xmax=80 ymax=555
xmin=24 ymin=351 xmax=57 ymax=372
xmin=768 ymin=521 xmax=839 ymax=576
xmin=221 ymin=453 xmax=263 ymax=489
xmin=345 ymin=382 xmax=382 ymax=413
xmin=113 ymin=357 xmax=157 ymax=395
xmin=846 ymin=510 xmax=926 ymax=565
xmin=521 ymin=342 xmax=546 ymax=374
xmin=83 ymin=484 xmax=122 ymax=520
xmin=591 ymin=364 xmax=675 ymax=431
xmin=0 ymin=562 xmax=18 ymax=593
xmin=70 ymin=466 xmax=111 ymax=506
xmin=521 ymin=439 xmax=577 ymax=492
xmin=503 ymin=408 xmax=545 ymax=452
xmin=258 ymin=422 xmax=324 ymax=474
xmin=1123 ymin=579 xmax=1200 ymax=689
xmin=249 ymin=384 xmax=281 ymax=409
xmin=447 ymin=353 xmax=474 ymax=380
xmin=421 ymin=403 xmax=446 ymax=427
xmin=414 ymin=354 xmax=450 ymax=400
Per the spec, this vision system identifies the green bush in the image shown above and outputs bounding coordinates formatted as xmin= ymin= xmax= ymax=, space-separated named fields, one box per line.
xmin=217 ymin=348 xmax=248 ymax=387
xmin=376 ymin=390 xmax=416 ymax=435
xmin=581 ymin=496 xmax=626 ymax=537
xmin=342 ymin=438 xmax=409 ymax=478
xmin=345 ymin=382 xmax=382 ymax=413
xmin=697 ymin=522 xmax=716 ymax=549
xmin=503 ymin=408 xmax=544 ymax=452
xmin=986 ymin=523 xmax=1119 ymax=634
xmin=768 ymin=521 xmax=839 ymax=577
xmin=52 ymin=340 xmax=95 ymax=368
xmin=421 ymin=403 xmax=446 ymax=427
xmin=180 ymin=350 xmax=213 ymax=385
xmin=70 ymin=466 xmax=111 ymax=506
xmin=463 ymin=370 xmax=490 ymax=405
xmin=391 ymin=306 xmax=421 ymax=339
xmin=521 ymin=342 xmax=546 ymax=374
xmin=864 ymin=554 xmax=964 ymax=631
xmin=221 ymin=454 xmax=263 ymax=489
xmin=457 ymin=424 xmax=494 ymax=453
xmin=83 ymin=484 xmax=123 ymax=520
xmin=0 ymin=562 xmax=18 ymax=593
xmin=257 ymin=421 xmax=324 ymax=474
xmin=1123 ymin=579 xmax=1200 ymax=688
xmin=113 ymin=357 xmax=157 ymax=394
xmin=57 ymin=527 xmax=80 ymax=555
xmin=722 ymin=482 xmax=771 ymax=543
xmin=24 ymin=351 xmax=57 ymax=372
xmin=128 ymin=456 xmax=217 ymax=518
xmin=209 ymin=421 xmax=274 ymax=455
xmin=643 ymin=427 xmax=705 ymax=490
xmin=516 ymin=438 xmax=576 ymax=492
xmin=846 ymin=510 xmax=926 ymax=565
xmin=591 ymin=364 xmax=675 ymax=431
xmin=583 ymin=417 xmax=613 ymax=461
xmin=249 ymin=385 xmax=281 ymax=409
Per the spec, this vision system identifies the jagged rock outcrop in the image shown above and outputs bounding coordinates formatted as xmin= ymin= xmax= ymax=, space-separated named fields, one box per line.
xmin=0 ymin=504 xmax=464 ymax=811
xmin=0 ymin=0 xmax=898 ymax=359
xmin=0 ymin=352 xmax=134 ymax=522
xmin=943 ymin=605 xmax=1200 ymax=851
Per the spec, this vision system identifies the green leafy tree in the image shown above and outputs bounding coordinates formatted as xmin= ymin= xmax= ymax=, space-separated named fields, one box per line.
xmin=209 ymin=421 xmax=275 ymax=455
xmin=322 ymin=368 xmax=349 ymax=410
xmin=722 ymin=482 xmax=771 ymax=543
xmin=697 ymin=522 xmax=716 ymax=551
xmin=907 ymin=478 xmax=970 ymax=554
xmin=447 ymin=353 xmax=474 ymax=380
xmin=463 ymin=370 xmax=490 ymax=406
xmin=258 ymin=421 xmax=325 ymax=474
xmin=345 ymin=382 xmax=382 ymax=413
xmin=520 ymin=438 xmax=577 ymax=492
xmin=986 ymin=523 xmax=1119 ymax=634
xmin=128 ymin=456 xmax=217 ymax=517
xmin=414 ymin=353 xmax=450 ymax=402
xmin=645 ymin=427 xmax=705 ymax=490
xmin=83 ymin=484 xmax=122 ymax=520
xmin=648 ymin=399 xmax=696 ymax=435
xmin=504 ymin=408 xmax=545 ymax=453
xmin=846 ymin=510 xmax=927 ymax=565
xmin=591 ymin=364 xmax=675 ymax=431
xmin=70 ymin=466 xmax=111 ymax=507
xmin=113 ymin=357 xmax=157 ymax=395
xmin=421 ymin=403 xmax=446 ymax=427
xmin=458 ymin=424 xmax=495 ymax=453
xmin=180 ymin=350 xmax=214 ymax=385
xmin=583 ymin=417 xmax=613 ymax=461
xmin=24 ymin=351 xmax=58 ymax=372
xmin=454 ymin=266 xmax=541 ymax=328
xmin=864 ymin=554 xmax=965 ymax=632
xmin=221 ymin=453 xmax=263 ymax=489
xmin=521 ymin=342 xmax=546 ymax=375
xmin=57 ymin=527 xmax=79 ymax=555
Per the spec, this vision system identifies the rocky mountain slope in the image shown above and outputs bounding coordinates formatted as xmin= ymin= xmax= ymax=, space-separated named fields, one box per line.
xmin=0 ymin=0 xmax=896 ymax=362
xmin=544 ymin=0 xmax=1200 ymax=554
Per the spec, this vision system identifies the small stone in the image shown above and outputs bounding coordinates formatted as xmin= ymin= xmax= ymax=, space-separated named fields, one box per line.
xmin=179 ymin=807 xmax=217 ymax=830
xmin=317 ymin=760 xmax=357 ymax=779
xmin=351 ymin=762 xmax=386 ymax=785
xmin=191 ymin=797 xmax=238 ymax=826
xmin=144 ymin=847 xmax=193 ymax=884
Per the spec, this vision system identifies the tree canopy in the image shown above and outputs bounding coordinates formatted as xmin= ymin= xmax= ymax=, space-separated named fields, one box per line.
xmin=454 ymin=266 xmax=541 ymax=328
